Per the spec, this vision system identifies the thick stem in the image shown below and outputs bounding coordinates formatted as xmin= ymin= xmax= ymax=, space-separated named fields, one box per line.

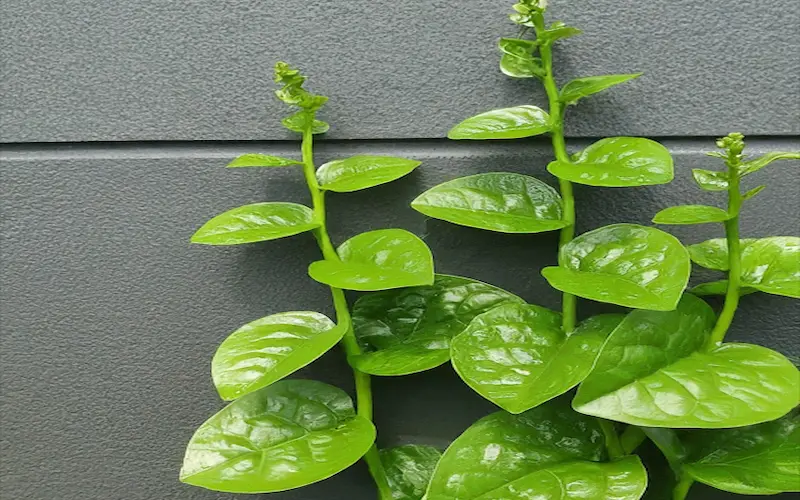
xmin=301 ymin=129 xmax=393 ymax=500
xmin=672 ymin=476 xmax=694 ymax=500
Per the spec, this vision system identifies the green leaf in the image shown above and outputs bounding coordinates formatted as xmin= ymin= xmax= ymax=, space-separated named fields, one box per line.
xmin=500 ymin=53 xmax=545 ymax=78
xmin=573 ymin=294 xmax=800 ymax=428
xmin=282 ymin=111 xmax=330 ymax=134
xmin=191 ymin=202 xmax=319 ymax=245
xmin=739 ymin=151 xmax=800 ymax=176
xmin=447 ymin=105 xmax=551 ymax=140
xmin=350 ymin=275 xmax=523 ymax=375
xmin=308 ymin=229 xmax=434 ymax=292
xmin=681 ymin=409 xmax=800 ymax=494
xmin=273 ymin=61 xmax=328 ymax=111
xmin=541 ymin=224 xmax=690 ymax=310
xmin=498 ymin=37 xmax=539 ymax=56
xmin=652 ymin=205 xmax=731 ymax=225
xmin=425 ymin=397 xmax=647 ymax=500
xmin=411 ymin=173 xmax=567 ymax=233
xmin=689 ymin=280 xmax=757 ymax=297
xmin=451 ymin=305 xmax=623 ymax=413
xmin=559 ymin=74 xmax=642 ymax=105
xmin=316 ymin=156 xmax=421 ymax=192
xmin=742 ymin=184 xmax=766 ymax=201
xmin=180 ymin=379 xmax=375 ymax=493
xmin=380 ymin=445 xmax=442 ymax=500
xmin=226 ymin=153 xmax=302 ymax=168
xmin=540 ymin=24 xmax=583 ymax=44
xmin=547 ymin=137 xmax=673 ymax=187
xmin=211 ymin=311 xmax=347 ymax=401
xmin=691 ymin=169 xmax=728 ymax=191
xmin=687 ymin=238 xmax=755 ymax=271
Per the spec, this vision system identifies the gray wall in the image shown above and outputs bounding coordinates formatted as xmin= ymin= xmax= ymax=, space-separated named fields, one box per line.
xmin=1 ymin=1 xmax=798 ymax=500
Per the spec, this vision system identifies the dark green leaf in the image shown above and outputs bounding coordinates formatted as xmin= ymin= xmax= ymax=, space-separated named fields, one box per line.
xmin=180 ymin=380 xmax=375 ymax=493
xmin=191 ymin=202 xmax=319 ymax=245
xmin=500 ymin=53 xmax=545 ymax=78
xmin=742 ymin=185 xmax=766 ymax=201
xmin=447 ymin=105 xmax=551 ymax=140
xmin=451 ymin=305 xmax=622 ymax=413
xmin=380 ymin=445 xmax=442 ymax=500
xmin=547 ymin=137 xmax=673 ymax=187
xmin=573 ymin=294 xmax=799 ymax=428
xmin=652 ymin=205 xmax=731 ymax=225
xmin=282 ymin=111 xmax=330 ymax=134
xmin=226 ymin=153 xmax=302 ymax=168
xmin=541 ymin=224 xmax=690 ymax=310
xmin=691 ymin=169 xmax=728 ymax=191
xmin=739 ymin=151 xmax=800 ymax=176
xmin=350 ymin=275 xmax=523 ymax=375
xmin=559 ymin=74 xmax=642 ymax=105
xmin=689 ymin=280 xmax=757 ymax=297
xmin=316 ymin=156 xmax=421 ymax=192
xmin=411 ymin=173 xmax=567 ymax=233
xmin=308 ymin=229 xmax=434 ymax=291
xmin=212 ymin=311 xmax=347 ymax=401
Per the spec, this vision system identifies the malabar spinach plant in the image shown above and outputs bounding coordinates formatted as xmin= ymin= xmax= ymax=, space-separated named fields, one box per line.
xmin=179 ymin=62 xmax=438 ymax=499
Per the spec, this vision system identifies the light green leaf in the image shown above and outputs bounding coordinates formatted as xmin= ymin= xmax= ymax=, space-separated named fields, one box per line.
xmin=681 ymin=409 xmax=800 ymax=494
xmin=316 ymin=155 xmax=421 ymax=192
xmin=282 ymin=111 xmax=330 ymax=134
xmin=540 ymin=24 xmax=583 ymax=43
xmin=191 ymin=202 xmax=319 ymax=245
xmin=652 ymin=205 xmax=731 ymax=225
xmin=425 ymin=397 xmax=647 ymax=500
xmin=350 ymin=275 xmax=523 ymax=375
xmin=381 ymin=445 xmax=442 ymax=500
xmin=559 ymin=74 xmax=642 ymax=105
xmin=308 ymin=229 xmax=434 ymax=291
xmin=687 ymin=238 xmax=756 ymax=271
xmin=739 ymin=151 xmax=800 ymax=176
xmin=742 ymin=185 xmax=766 ymax=201
xmin=226 ymin=153 xmax=302 ymax=168
xmin=411 ymin=173 xmax=567 ymax=233
xmin=447 ymin=105 xmax=551 ymax=140
xmin=547 ymin=137 xmax=673 ymax=187
xmin=691 ymin=169 xmax=728 ymax=191
xmin=211 ymin=311 xmax=347 ymax=401
xmin=500 ymin=53 xmax=544 ymax=78
xmin=452 ymin=305 xmax=623 ymax=413
xmin=498 ymin=37 xmax=539 ymax=56
xmin=180 ymin=380 xmax=375 ymax=493
xmin=541 ymin=224 xmax=690 ymax=310
xmin=573 ymin=294 xmax=799 ymax=428
xmin=689 ymin=280 xmax=757 ymax=297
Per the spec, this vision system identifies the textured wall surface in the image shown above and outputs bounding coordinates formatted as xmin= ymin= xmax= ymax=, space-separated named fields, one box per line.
xmin=1 ymin=1 xmax=799 ymax=500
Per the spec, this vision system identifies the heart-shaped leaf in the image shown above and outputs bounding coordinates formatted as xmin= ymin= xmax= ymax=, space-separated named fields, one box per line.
xmin=180 ymin=380 xmax=376 ymax=493
xmin=447 ymin=105 xmax=551 ymax=140
xmin=226 ymin=153 xmax=302 ymax=168
xmin=191 ymin=202 xmax=319 ymax=245
xmin=411 ymin=173 xmax=567 ymax=233
xmin=559 ymin=74 xmax=642 ymax=105
xmin=350 ymin=275 xmax=523 ymax=375
xmin=425 ymin=397 xmax=647 ymax=500
xmin=573 ymin=294 xmax=799 ymax=428
xmin=692 ymin=169 xmax=728 ymax=191
xmin=542 ymin=224 xmax=690 ymax=311
xmin=739 ymin=151 xmax=800 ymax=176
xmin=380 ymin=445 xmax=442 ymax=500
xmin=681 ymin=409 xmax=799 ymax=494
xmin=317 ymin=156 xmax=421 ymax=192
xmin=308 ymin=229 xmax=434 ymax=291
xmin=652 ymin=205 xmax=731 ymax=225
xmin=452 ymin=305 xmax=623 ymax=413
xmin=547 ymin=137 xmax=673 ymax=187
xmin=211 ymin=311 xmax=347 ymax=401
xmin=690 ymin=280 xmax=757 ymax=297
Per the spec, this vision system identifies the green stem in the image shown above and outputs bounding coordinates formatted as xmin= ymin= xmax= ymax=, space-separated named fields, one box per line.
xmin=672 ymin=476 xmax=694 ymax=500
xmin=598 ymin=420 xmax=625 ymax=459
xmin=301 ymin=128 xmax=393 ymax=500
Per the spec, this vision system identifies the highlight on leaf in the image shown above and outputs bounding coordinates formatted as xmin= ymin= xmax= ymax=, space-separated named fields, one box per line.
xmin=316 ymin=155 xmax=421 ymax=193
xmin=447 ymin=105 xmax=551 ymax=140
xmin=692 ymin=168 xmax=728 ymax=191
xmin=652 ymin=204 xmax=731 ymax=225
xmin=559 ymin=73 xmax=642 ymax=105
xmin=226 ymin=153 xmax=302 ymax=168
xmin=191 ymin=202 xmax=319 ymax=245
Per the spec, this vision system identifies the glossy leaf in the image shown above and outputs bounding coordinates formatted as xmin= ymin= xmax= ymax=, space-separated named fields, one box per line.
xmin=191 ymin=202 xmax=319 ymax=245
xmin=540 ymin=23 xmax=583 ymax=43
xmin=739 ymin=151 xmax=800 ymax=176
xmin=742 ymin=184 xmax=766 ymax=201
xmin=500 ymin=53 xmax=544 ymax=78
xmin=226 ymin=153 xmax=302 ymax=168
xmin=447 ymin=105 xmax=551 ymax=140
xmin=452 ymin=306 xmax=623 ymax=413
xmin=689 ymin=280 xmax=757 ymax=297
xmin=682 ymin=409 xmax=800 ymax=494
xmin=687 ymin=238 xmax=755 ymax=271
xmin=211 ymin=311 xmax=347 ymax=401
xmin=308 ymin=229 xmax=434 ymax=292
xmin=574 ymin=294 xmax=799 ymax=428
xmin=180 ymin=380 xmax=375 ymax=493
xmin=316 ymin=155 xmax=421 ymax=192
xmin=282 ymin=111 xmax=330 ymax=134
xmin=559 ymin=74 xmax=642 ymax=105
xmin=652 ymin=205 xmax=731 ymax=225
xmin=542 ymin=224 xmax=690 ymax=310
xmin=691 ymin=169 xmax=728 ymax=191
xmin=497 ymin=37 xmax=539 ymax=56
xmin=380 ymin=445 xmax=442 ymax=500
xmin=547 ymin=137 xmax=673 ymax=187
xmin=350 ymin=275 xmax=523 ymax=375
xmin=411 ymin=173 xmax=567 ymax=233
xmin=425 ymin=397 xmax=648 ymax=500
